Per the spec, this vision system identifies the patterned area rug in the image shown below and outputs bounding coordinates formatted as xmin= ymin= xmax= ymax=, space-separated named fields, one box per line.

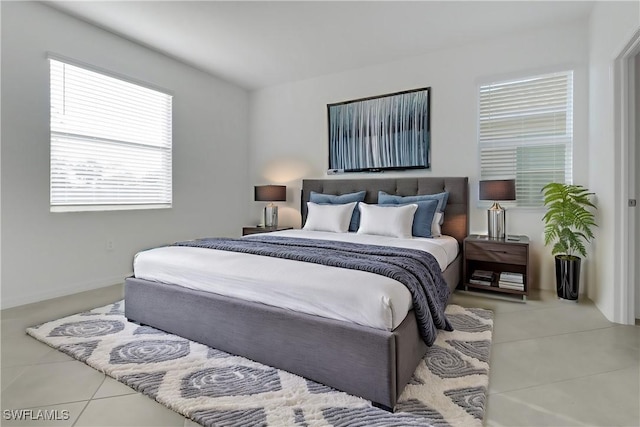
xmin=26 ymin=302 xmax=492 ymax=427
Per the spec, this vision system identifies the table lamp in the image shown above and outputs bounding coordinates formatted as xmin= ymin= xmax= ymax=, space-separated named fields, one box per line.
xmin=479 ymin=179 xmax=516 ymax=239
xmin=254 ymin=185 xmax=286 ymax=227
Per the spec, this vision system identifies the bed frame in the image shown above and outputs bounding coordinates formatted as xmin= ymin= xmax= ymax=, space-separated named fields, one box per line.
xmin=125 ymin=177 xmax=468 ymax=410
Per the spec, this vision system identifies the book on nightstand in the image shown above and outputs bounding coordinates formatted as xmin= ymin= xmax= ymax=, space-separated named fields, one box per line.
xmin=470 ymin=270 xmax=495 ymax=286
xmin=497 ymin=272 xmax=525 ymax=290
xmin=499 ymin=272 xmax=524 ymax=283
xmin=498 ymin=272 xmax=524 ymax=290
xmin=470 ymin=279 xmax=492 ymax=286
xmin=498 ymin=282 xmax=525 ymax=291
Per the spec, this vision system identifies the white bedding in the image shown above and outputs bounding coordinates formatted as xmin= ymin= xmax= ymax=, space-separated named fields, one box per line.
xmin=133 ymin=230 xmax=459 ymax=331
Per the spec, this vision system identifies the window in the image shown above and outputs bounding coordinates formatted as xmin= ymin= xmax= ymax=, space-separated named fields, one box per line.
xmin=479 ymin=71 xmax=573 ymax=207
xmin=50 ymin=58 xmax=172 ymax=212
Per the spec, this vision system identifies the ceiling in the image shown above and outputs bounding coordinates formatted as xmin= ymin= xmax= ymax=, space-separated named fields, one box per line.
xmin=45 ymin=1 xmax=594 ymax=90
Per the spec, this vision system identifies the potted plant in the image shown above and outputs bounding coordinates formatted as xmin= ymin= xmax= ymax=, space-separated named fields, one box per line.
xmin=542 ymin=183 xmax=597 ymax=300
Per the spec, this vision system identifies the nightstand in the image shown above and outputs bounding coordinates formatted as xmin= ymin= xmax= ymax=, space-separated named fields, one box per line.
xmin=463 ymin=234 xmax=530 ymax=301
xmin=242 ymin=226 xmax=293 ymax=236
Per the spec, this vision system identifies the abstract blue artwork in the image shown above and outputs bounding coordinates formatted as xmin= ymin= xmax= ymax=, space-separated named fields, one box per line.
xmin=328 ymin=87 xmax=430 ymax=173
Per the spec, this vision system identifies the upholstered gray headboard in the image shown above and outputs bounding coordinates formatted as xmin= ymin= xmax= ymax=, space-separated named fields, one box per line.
xmin=301 ymin=177 xmax=469 ymax=246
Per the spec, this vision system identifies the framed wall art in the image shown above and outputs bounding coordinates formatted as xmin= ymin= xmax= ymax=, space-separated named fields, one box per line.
xmin=327 ymin=87 xmax=431 ymax=173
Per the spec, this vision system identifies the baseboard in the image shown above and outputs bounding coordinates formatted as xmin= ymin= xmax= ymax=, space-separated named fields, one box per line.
xmin=0 ymin=273 xmax=131 ymax=310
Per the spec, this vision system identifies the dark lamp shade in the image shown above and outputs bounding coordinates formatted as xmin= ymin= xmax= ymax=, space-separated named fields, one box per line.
xmin=479 ymin=179 xmax=516 ymax=201
xmin=254 ymin=185 xmax=286 ymax=202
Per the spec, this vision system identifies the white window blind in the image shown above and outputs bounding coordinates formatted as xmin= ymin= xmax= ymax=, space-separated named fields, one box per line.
xmin=479 ymin=71 xmax=573 ymax=207
xmin=50 ymin=58 xmax=172 ymax=212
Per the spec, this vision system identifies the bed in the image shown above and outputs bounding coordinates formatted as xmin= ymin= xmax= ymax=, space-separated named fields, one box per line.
xmin=124 ymin=177 xmax=469 ymax=411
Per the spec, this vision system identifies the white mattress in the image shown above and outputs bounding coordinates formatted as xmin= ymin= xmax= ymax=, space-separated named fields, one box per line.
xmin=133 ymin=230 xmax=459 ymax=331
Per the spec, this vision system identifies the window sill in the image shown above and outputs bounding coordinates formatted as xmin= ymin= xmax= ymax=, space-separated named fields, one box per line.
xmin=50 ymin=204 xmax=171 ymax=213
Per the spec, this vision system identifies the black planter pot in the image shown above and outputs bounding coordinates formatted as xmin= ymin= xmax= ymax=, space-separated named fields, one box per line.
xmin=555 ymin=255 xmax=581 ymax=300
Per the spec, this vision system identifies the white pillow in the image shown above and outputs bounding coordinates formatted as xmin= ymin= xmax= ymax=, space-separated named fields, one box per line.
xmin=431 ymin=212 xmax=443 ymax=237
xmin=303 ymin=202 xmax=357 ymax=233
xmin=357 ymin=203 xmax=418 ymax=239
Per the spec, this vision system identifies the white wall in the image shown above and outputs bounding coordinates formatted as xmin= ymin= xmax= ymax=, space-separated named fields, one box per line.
xmin=0 ymin=2 xmax=250 ymax=308
xmin=587 ymin=0 xmax=639 ymax=322
xmin=635 ymin=52 xmax=640 ymax=319
xmin=249 ymin=22 xmax=589 ymax=291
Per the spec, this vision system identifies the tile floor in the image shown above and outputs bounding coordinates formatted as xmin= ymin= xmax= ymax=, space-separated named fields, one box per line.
xmin=1 ymin=285 xmax=639 ymax=426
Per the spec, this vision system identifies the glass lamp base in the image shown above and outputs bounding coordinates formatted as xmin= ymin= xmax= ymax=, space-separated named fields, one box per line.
xmin=264 ymin=205 xmax=278 ymax=228
xmin=487 ymin=203 xmax=506 ymax=239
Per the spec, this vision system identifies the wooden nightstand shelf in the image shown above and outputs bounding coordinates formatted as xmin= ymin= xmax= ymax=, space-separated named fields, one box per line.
xmin=463 ymin=234 xmax=530 ymax=301
xmin=242 ymin=226 xmax=293 ymax=236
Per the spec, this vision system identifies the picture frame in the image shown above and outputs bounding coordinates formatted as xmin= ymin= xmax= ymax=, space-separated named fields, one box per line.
xmin=327 ymin=87 xmax=431 ymax=173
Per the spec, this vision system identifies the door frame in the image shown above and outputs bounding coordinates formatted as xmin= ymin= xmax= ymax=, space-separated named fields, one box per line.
xmin=614 ymin=28 xmax=640 ymax=324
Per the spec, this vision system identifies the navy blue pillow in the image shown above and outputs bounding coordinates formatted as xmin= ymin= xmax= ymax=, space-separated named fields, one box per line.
xmin=378 ymin=191 xmax=449 ymax=224
xmin=378 ymin=199 xmax=439 ymax=237
xmin=309 ymin=190 xmax=366 ymax=232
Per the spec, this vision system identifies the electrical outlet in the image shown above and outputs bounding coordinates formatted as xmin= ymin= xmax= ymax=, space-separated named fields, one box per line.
xmin=106 ymin=239 xmax=114 ymax=251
